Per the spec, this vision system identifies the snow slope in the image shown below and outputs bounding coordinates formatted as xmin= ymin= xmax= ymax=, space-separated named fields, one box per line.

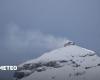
xmin=13 ymin=42 xmax=100 ymax=80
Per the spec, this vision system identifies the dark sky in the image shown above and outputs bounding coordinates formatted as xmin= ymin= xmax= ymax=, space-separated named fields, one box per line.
xmin=0 ymin=0 xmax=100 ymax=65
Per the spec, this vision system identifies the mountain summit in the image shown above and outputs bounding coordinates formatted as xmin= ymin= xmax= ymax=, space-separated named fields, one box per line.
xmin=14 ymin=41 xmax=100 ymax=80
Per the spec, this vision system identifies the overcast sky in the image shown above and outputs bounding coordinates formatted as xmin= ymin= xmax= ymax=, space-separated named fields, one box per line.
xmin=0 ymin=0 xmax=100 ymax=65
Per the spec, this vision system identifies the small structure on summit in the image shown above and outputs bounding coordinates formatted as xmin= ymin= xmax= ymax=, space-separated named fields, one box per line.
xmin=64 ymin=41 xmax=75 ymax=47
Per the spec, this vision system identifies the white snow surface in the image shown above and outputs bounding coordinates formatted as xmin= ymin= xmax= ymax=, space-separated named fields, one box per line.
xmin=15 ymin=44 xmax=100 ymax=80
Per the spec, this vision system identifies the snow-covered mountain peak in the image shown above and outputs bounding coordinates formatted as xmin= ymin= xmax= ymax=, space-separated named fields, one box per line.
xmin=13 ymin=42 xmax=100 ymax=80
xmin=20 ymin=44 xmax=95 ymax=65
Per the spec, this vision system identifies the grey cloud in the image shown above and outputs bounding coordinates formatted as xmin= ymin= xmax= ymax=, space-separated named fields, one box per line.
xmin=3 ymin=23 xmax=67 ymax=54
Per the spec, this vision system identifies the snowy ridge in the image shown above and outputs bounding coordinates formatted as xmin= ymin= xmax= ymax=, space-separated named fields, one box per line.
xmin=13 ymin=42 xmax=100 ymax=80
